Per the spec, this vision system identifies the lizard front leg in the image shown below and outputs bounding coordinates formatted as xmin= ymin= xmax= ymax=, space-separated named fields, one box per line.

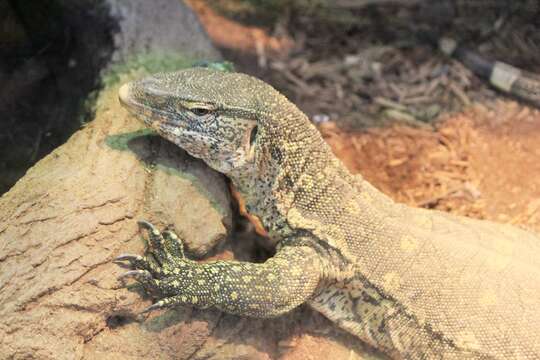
xmin=116 ymin=221 xmax=324 ymax=318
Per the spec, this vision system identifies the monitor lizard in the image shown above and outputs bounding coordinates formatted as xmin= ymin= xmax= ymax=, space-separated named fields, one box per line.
xmin=116 ymin=68 xmax=540 ymax=359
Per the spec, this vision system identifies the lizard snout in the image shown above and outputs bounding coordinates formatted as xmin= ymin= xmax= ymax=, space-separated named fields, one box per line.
xmin=118 ymin=83 xmax=132 ymax=107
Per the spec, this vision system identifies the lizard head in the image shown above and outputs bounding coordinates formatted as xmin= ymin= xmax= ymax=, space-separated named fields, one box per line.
xmin=118 ymin=68 xmax=303 ymax=176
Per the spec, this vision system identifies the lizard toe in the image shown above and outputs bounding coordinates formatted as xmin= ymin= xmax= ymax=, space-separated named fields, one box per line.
xmin=114 ymin=253 xmax=164 ymax=278
xmin=162 ymin=230 xmax=185 ymax=259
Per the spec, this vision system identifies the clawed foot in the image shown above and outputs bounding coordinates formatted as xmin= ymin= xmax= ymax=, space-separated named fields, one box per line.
xmin=115 ymin=220 xmax=193 ymax=313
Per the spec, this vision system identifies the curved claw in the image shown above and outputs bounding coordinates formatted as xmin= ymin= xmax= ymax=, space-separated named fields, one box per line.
xmin=141 ymin=301 xmax=164 ymax=314
xmin=118 ymin=269 xmax=151 ymax=281
xmin=114 ymin=253 xmax=143 ymax=262
xmin=137 ymin=219 xmax=157 ymax=232
xmin=161 ymin=230 xmax=179 ymax=240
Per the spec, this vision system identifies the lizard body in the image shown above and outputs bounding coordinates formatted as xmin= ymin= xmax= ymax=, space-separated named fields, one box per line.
xmin=117 ymin=68 xmax=540 ymax=359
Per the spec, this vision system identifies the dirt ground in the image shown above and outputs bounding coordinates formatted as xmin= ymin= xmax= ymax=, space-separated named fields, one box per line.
xmin=188 ymin=1 xmax=540 ymax=233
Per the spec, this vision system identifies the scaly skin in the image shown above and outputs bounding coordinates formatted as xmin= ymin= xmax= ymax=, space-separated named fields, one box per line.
xmin=116 ymin=68 xmax=540 ymax=359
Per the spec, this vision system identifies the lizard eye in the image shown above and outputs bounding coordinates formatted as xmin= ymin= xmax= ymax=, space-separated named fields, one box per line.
xmin=190 ymin=107 xmax=211 ymax=116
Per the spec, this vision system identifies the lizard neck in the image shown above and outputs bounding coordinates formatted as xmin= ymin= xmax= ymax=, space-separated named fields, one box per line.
xmin=228 ymin=107 xmax=400 ymax=260
xmin=228 ymin=108 xmax=344 ymax=239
